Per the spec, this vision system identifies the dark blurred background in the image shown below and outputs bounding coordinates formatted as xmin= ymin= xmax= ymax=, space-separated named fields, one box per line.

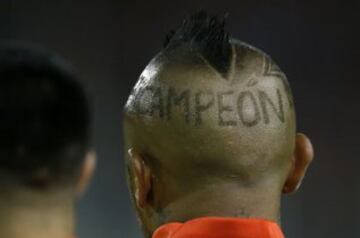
xmin=0 ymin=1 xmax=359 ymax=237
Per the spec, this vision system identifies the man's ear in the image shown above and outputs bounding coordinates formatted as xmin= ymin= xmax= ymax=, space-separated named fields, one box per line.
xmin=128 ymin=149 xmax=152 ymax=208
xmin=76 ymin=151 xmax=97 ymax=196
xmin=283 ymin=133 xmax=314 ymax=194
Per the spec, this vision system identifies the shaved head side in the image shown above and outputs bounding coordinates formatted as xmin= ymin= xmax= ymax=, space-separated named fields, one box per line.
xmin=123 ymin=12 xmax=312 ymax=235
xmin=124 ymin=40 xmax=295 ymax=182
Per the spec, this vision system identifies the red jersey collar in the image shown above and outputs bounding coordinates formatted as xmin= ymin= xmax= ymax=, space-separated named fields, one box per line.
xmin=152 ymin=217 xmax=284 ymax=238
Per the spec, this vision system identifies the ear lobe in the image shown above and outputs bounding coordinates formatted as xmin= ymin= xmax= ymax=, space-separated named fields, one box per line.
xmin=76 ymin=151 xmax=97 ymax=197
xmin=128 ymin=149 xmax=152 ymax=208
xmin=283 ymin=133 xmax=314 ymax=194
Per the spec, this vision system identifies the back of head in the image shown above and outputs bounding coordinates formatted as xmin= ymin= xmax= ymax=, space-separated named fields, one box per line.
xmin=123 ymin=11 xmax=313 ymax=236
xmin=0 ymin=43 xmax=90 ymax=191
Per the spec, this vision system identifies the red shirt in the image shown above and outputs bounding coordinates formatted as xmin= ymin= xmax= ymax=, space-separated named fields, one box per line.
xmin=152 ymin=217 xmax=285 ymax=238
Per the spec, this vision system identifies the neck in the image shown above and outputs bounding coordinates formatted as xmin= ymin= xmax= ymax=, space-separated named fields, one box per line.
xmin=0 ymin=188 xmax=75 ymax=238
xmin=161 ymin=181 xmax=282 ymax=225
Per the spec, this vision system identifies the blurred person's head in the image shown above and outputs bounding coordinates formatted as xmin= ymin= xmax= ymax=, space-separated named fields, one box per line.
xmin=123 ymin=12 xmax=313 ymax=237
xmin=0 ymin=43 xmax=95 ymax=238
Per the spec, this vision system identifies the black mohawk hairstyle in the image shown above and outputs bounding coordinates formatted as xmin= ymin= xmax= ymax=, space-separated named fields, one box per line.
xmin=164 ymin=11 xmax=232 ymax=76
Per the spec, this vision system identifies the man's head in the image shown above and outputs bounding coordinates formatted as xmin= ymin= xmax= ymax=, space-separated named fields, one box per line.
xmin=123 ymin=12 xmax=313 ymax=236
xmin=0 ymin=44 xmax=95 ymax=200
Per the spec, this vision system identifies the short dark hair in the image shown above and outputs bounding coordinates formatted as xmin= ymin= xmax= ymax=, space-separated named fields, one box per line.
xmin=0 ymin=44 xmax=90 ymax=188
xmin=164 ymin=11 xmax=231 ymax=76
